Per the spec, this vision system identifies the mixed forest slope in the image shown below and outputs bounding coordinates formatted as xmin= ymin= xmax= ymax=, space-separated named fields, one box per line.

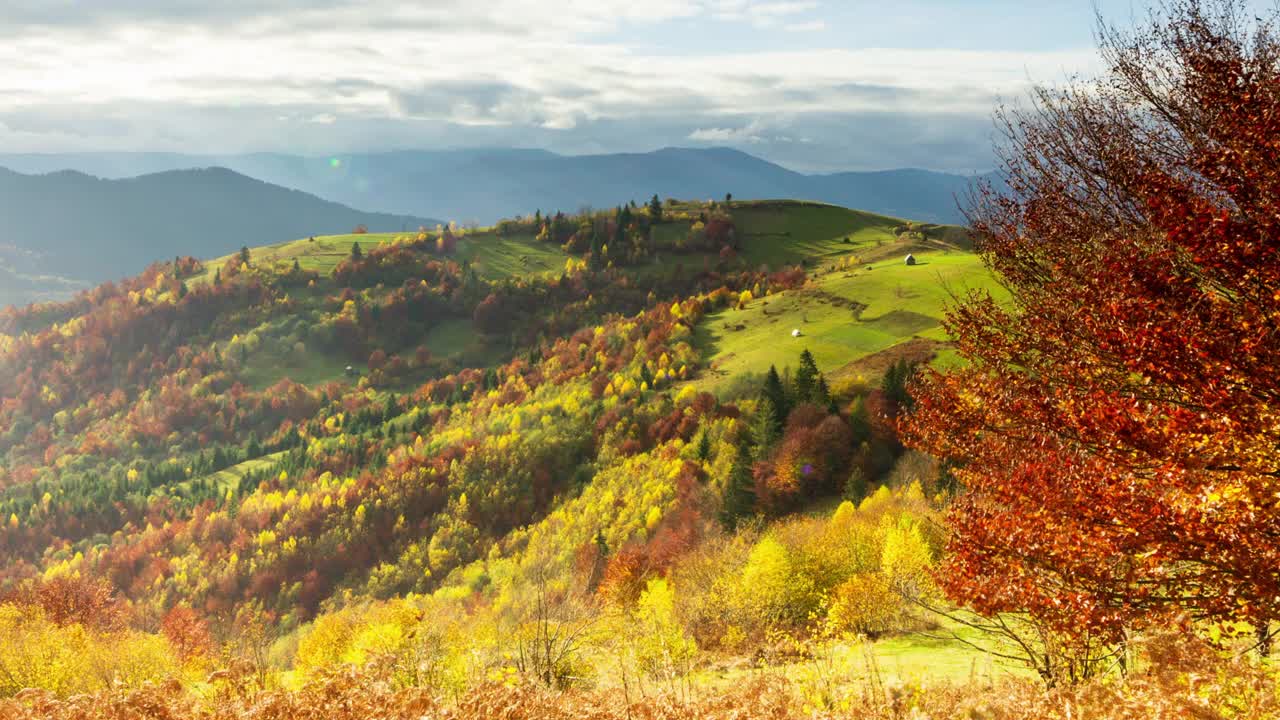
xmin=0 ymin=198 xmax=1001 ymax=698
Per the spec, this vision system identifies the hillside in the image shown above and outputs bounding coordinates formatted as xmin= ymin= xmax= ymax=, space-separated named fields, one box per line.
xmin=0 ymin=166 xmax=440 ymax=302
xmin=0 ymin=198 xmax=1007 ymax=706
xmin=0 ymin=148 xmax=989 ymax=226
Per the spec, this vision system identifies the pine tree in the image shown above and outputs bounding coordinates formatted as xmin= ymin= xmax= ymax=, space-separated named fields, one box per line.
xmin=719 ymin=437 xmax=756 ymax=530
xmin=696 ymin=430 xmax=712 ymax=463
xmin=649 ymin=194 xmax=663 ymax=222
xmin=795 ymin=349 xmax=819 ymax=403
xmin=750 ymin=396 xmax=781 ymax=455
xmin=815 ymin=374 xmax=833 ymax=410
xmin=240 ymin=246 xmax=251 ymax=266
xmin=350 ymin=242 xmax=364 ymax=261
xmin=762 ymin=365 xmax=790 ymax=421
xmin=882 ymin=359 xmax=915 ymax=408
xmin=843 ymin=466 xmax=869 ymax=504
xmin=589 ymin=224 xmax=606 ymax=269
xmin=848 ymin=396 xmax=871 ymax=445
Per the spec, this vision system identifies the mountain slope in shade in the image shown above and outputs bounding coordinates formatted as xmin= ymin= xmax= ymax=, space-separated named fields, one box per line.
xmin=0 ymin=148 xmax=990 ymax=226
xmin=0 ymin=166 xmax=441 ymax=295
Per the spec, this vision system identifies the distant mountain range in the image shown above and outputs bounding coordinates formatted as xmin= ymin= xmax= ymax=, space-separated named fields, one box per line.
xmin=0 ymin=148 xmax=990 ymax=227
xmin=0 ymin=166 xmax=439 ymax=302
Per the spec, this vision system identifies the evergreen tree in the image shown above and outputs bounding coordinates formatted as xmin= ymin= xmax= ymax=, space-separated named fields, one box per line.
xmin=795 ymin=349 xmax=820 ymax=403
xmin=882 ymin=359 xmax=916 ymax=408
xmin=750 ymin=395 xmax=782 ymax=455
xmin=762 ymin=365 xmax=790 ymax=422
xmin=649 ymin=194 xmax=663 ymax=222
xmin=213 ymin=269 xmax=222 ymax=287
xmin=719 ymin=437 xmax=757 ymax=530
xmin=350 ymin=242 xmax=364 ymax=261
xmin=848 ymin=396 xmax=871 ymax=445
xmin=696 ymin=430 xmax=712 ymax=463
xmin=815 ymin=374 xmax=833 ymax=411
xmin=178 ymin=282 xmax=188 ymax=299
xmin=589 ymin=223 xmax=606 ymax=269
xmin=586 ymin=530 xmax=609 ymax=591
xmin=292 ymin=258 xmax=302 ymax=273
xmin=246 ymin=434 xmax=262 ymax=460
xmin=240 ymin=246 xmax=251 ymax=266
xmin=843 ymin=466 xmax=869 ymax=504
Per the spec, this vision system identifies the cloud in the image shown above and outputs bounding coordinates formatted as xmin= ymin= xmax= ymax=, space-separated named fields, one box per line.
xmin=0 ymin=1 xmax=1100 ymax=171
xmin=784 ymin=20 xmax=826 ymax=32
xmin=688 ymin=117 xmax=777 ymax=144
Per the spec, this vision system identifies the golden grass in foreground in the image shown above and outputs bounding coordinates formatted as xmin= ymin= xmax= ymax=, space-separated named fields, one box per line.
xmin=3 ymin=632 xmax=1275 ymax=719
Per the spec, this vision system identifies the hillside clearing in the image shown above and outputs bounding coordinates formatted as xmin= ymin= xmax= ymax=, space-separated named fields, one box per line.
xmin=693 ymin=249 xmax=1001 ymax=390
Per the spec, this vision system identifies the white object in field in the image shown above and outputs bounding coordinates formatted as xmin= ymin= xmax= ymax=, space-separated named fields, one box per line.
xmin=791 ymin=329 xmax=802 ymax=338
xmin=905 ymin=253 xmax=917 ymax=266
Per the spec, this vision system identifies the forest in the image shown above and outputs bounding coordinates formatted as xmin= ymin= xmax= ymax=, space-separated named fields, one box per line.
xmin=2 ymin=2 xmax=1279 ymax=718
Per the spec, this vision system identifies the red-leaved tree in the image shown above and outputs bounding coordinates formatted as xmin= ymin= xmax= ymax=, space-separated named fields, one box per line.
xmin=904 ymin=0 xmax=1280 ymax=644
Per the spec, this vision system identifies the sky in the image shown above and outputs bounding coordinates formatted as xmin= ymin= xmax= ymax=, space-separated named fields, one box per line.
xmin=0 ymin=1 xmax=1237 ymax=173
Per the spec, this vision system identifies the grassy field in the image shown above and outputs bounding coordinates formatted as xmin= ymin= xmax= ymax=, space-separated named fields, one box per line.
xmin=190 ymin=233 xmax=400 ymax=285
xmin=696 ymin=627 xmax=1031 ymax=695
xmin=147 ymin=452 xmax=286 ymax=505
xmin=693 ymin=247 xmax=1002 ymax=390
xmin=184 ymin=200 xmax=993 ymax=392
xmin=456 ymin=230 xmax=569 ymax=280
xmin=188 ymin=201 xmax=931 ymax=287
xmin=733 ymin=202 xmax=907 ymax=268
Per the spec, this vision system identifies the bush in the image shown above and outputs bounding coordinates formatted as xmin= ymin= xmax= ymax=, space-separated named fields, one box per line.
xmin=0 ymin=604 xmax=178 ymax=698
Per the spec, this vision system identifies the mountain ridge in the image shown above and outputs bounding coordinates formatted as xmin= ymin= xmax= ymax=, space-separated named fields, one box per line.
xmin=0 ymin=165 xmax=442 ymax=303
xmin=0 ymin=147 xmax=992 ymax=226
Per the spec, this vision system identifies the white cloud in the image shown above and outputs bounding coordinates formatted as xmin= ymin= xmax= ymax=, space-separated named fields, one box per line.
xmin=688 ymin=117 xmax=776 ymax=144
xmin=784 ymin=20 xmax=827 ymax=32
xmin=689 ymin=127 xmax=766 ymax=143
xmin=0 ymin=0 xmax=1101 ymax=170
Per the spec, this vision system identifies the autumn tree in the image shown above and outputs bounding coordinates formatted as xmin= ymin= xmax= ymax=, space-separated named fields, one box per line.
xmin=161 ymin=605 xmax=213 ymax=663
xmin=905 ymin=0 xmax=1280 ymax=644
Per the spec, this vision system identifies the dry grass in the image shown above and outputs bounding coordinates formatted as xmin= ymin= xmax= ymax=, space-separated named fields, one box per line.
xmin=3 ymin=630 xmax=1276 ymax=720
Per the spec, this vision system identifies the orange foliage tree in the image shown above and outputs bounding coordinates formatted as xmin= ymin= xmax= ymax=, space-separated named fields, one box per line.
xmin=905 ymin=0 xmax=1280 ymax=642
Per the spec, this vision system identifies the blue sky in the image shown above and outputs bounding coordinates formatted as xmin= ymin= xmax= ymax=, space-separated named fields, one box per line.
xmin=609 ymin=1 xmax=1114 ymax=53
xmin=0 ymin=1 xmax=1258 ymax=173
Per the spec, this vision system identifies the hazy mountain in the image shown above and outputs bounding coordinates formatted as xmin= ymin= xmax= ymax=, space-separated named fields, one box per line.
xmin=0 ymin=166 xmax=440 ymax=298
xmin=0 ymin=148 xmax=990 ymax=226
